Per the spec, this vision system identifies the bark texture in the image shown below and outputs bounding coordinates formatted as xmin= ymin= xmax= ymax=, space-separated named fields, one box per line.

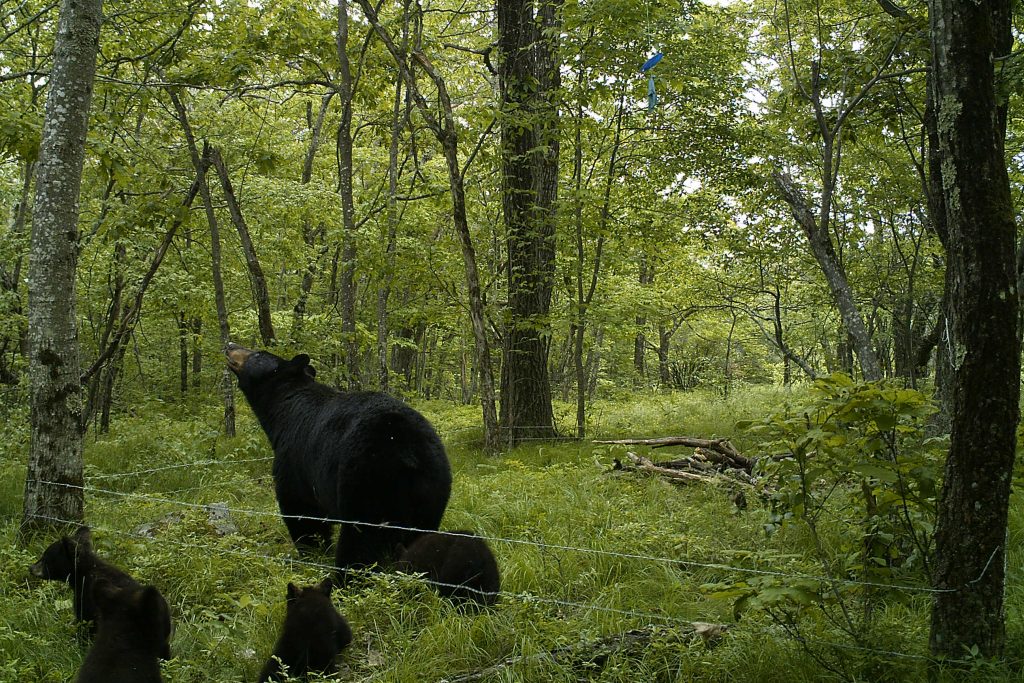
xmin=22 ymin=0 xmax=104 ymax=530
xmin=497 ymin=0 xmax=562 ymax=443
xmin=928 ymin=0 xmax=1019 ymax=660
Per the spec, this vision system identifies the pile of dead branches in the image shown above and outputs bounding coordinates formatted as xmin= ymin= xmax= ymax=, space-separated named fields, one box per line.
xmin=595 ymin=436 xmax=759 ymax=495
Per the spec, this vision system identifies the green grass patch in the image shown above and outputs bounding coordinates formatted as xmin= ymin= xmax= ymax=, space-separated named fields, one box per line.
xmin=0 ymin=388 xmax=1019 ymax=681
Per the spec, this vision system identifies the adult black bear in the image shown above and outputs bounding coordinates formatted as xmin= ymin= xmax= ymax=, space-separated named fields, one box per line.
xmin=225 ymin=343 xmax=452 ymax=579
xmin=75 ymin=578 xmax=172 ymax=683
xmin=396 ymin=530 xmax=501 ymax=605
xmin=29 ymin=526 xmax=138 ymax=632
xmin=258 ymin=579 xmax=352 ymax=682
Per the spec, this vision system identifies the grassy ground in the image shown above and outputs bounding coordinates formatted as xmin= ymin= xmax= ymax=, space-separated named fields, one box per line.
xmin=0 ymin=386 xmax=1020 ymax=681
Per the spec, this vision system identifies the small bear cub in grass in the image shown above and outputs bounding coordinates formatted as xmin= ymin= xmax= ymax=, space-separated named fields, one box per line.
xmin=29 ymin=526 xmax=139 ymax=633
xmin=259 ymin=578 xmax=353 ymax=682
xmin=75 ymin=577 xmax=172 ymax=683
xmin=396 ymin=530 xmax=501 ymax=606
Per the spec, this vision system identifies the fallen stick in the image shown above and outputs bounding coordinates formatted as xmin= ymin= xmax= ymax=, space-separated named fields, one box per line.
xmin=624 ymin=451 xmax=715 ymax=484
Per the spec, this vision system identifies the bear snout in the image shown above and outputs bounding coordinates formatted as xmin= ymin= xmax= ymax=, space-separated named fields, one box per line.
xmin=225 ymin=343 xmax=254 ymax=371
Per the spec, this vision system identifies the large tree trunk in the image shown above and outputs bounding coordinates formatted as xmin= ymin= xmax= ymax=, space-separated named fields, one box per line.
xmin=497 ymin=0 xmax=561 ymax=444
xmin=928 ymin=0 xmax=1019 ymax=660
xmin=22 ymin=0 xmax=103 ymax=531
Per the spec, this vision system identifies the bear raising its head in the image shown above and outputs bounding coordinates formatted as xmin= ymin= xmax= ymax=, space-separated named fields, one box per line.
xmin=226 ymin=343 xmax=452 ymax=582
xmin=258 ymin=578 xmax=352 ymax=682
xmin=75 ymin=578 xmax=172 ymax=683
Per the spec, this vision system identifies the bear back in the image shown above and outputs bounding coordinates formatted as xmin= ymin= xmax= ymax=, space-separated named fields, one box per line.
xmin=397 ymin=530 xmax=501 ymax=605
xmin=75 ymin=579 xmax=172 ymax=683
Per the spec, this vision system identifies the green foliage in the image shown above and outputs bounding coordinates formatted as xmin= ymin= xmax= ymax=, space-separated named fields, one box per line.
xmin=703 ymin=375 xmax=946 ymax=680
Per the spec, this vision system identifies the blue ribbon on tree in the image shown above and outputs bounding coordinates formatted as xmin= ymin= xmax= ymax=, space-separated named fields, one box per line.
xmin=641 ymin=52 xmax=663 ymax=113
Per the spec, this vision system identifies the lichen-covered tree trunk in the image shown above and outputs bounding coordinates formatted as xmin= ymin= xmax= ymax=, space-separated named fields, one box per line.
xmin=497 ymin=0 xmax=561 ymax=444
xmin=928 ymin=0 xmax=1019 ymax=660
xmin=22 ymin=0 xmax=104 ymax=531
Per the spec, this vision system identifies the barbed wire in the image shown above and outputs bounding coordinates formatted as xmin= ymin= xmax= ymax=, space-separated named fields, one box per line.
xmin=27 ymin=511 xmax=951 ymax=668
xmin=27 ymin=477 xmax=961 ymax=595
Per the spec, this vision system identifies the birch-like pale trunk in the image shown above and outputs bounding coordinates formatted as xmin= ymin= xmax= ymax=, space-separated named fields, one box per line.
xmin=22 ymin=0 xmax=104 ymax=531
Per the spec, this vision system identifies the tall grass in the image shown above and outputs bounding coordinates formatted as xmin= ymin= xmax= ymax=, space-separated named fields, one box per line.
xmin=0 ymin=387 xmax=1019 ymax=681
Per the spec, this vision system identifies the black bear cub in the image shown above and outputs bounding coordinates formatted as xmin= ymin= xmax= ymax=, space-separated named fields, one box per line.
xmin=396 ymin=530 xmax=501 ymax=605
xmin=75 ymin=578 xmax=172 ymax=683
xmin=225 ymin=343 xmax=452 ymax=582
xmin=259 ymin=579 xmax=353 ymax=682
xmin=29 ymin=526 xmax=138 ymax=632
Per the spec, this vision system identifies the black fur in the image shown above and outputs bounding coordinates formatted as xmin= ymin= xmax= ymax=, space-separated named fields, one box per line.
xmin=396 ymin=530 xmax=501 ymax=605
xmin=226 ymin=344 xmax=452 ymax=580
xmin=29 ymin=526 xmax=138 ymax=632
xmin=258 ymin=579 xmax=352 ymax=682
xmin=75 ymin=579 xmax=172 ymax=683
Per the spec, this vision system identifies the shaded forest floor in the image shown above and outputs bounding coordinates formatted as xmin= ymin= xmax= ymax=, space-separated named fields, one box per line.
xmin=0 ymin=386 xmax=1021 ymax=681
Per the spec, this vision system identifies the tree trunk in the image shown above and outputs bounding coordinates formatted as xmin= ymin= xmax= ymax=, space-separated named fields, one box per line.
xmin=571 ymin=82 xmax=618 ymax=438
xmin=208 ymin=146 xmax=275 ymax=346
xmin=928 ymin=0 xmax=1019 ymax=661
xmin=22 ymin=0 xmax=103 ymax=532
xmin=355 ymin=0 xmax=499 ymax=449
xmin=497 ymin=0 xmax=561 ymax=444
xmin=168 ymin=92 xmax=235 ymax=435
xmin=178 ymin=312 xmax=189 ymax=394
xmin=634 ymin=256 xmax=653 ymax=381
xmin=292 ymin=94 xmax=333 ymax=342
xmin=202 ymin=144 xmax=236 ymax=437
xmin=773 ymin=171 xmax=882 ymax=381
xmin=336 ymin=0 xmax=359 ymax=388
xmin=378 ymin=39 xmax=407 ymax=393
xmin=191 ymin=317 xmax=202 ymax=388
xmin=1 ymin=160 xmax=34 ymax=384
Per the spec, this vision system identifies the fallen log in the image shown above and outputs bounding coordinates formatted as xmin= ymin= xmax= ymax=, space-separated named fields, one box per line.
xmin=595 ymin=436 xmax=755 ymax=473
xmin=441 ymin=622 xmax=730 ymax=682
xmin=621 ymin=451 xmax=715 ymax=484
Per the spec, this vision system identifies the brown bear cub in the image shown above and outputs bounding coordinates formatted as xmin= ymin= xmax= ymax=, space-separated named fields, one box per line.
xmin=75 ymin=578 xmax=172 ymax=683
xmin=396 ymin=530 xmax=500 ymax=605
xmin=259 ymin=579 xmax=353 ymax=682
xmin=29 ymin=526 xmax=138 ymax=632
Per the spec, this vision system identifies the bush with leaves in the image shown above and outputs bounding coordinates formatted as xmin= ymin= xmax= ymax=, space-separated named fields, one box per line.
xmin=706 ymin=374 xmax=945 ymax=680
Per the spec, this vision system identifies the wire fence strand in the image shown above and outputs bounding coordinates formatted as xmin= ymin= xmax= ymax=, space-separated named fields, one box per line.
xmin=27 ymin=477 xmax=961 ymax=595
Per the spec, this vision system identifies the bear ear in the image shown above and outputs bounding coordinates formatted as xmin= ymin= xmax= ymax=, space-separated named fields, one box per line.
xmin=316 ymin=578 xmax=333 ymax=596
xmin=286 ymin=582 xmax=300 ymax=602
xmin=290 ymin=354 xmax=311 ymax=369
